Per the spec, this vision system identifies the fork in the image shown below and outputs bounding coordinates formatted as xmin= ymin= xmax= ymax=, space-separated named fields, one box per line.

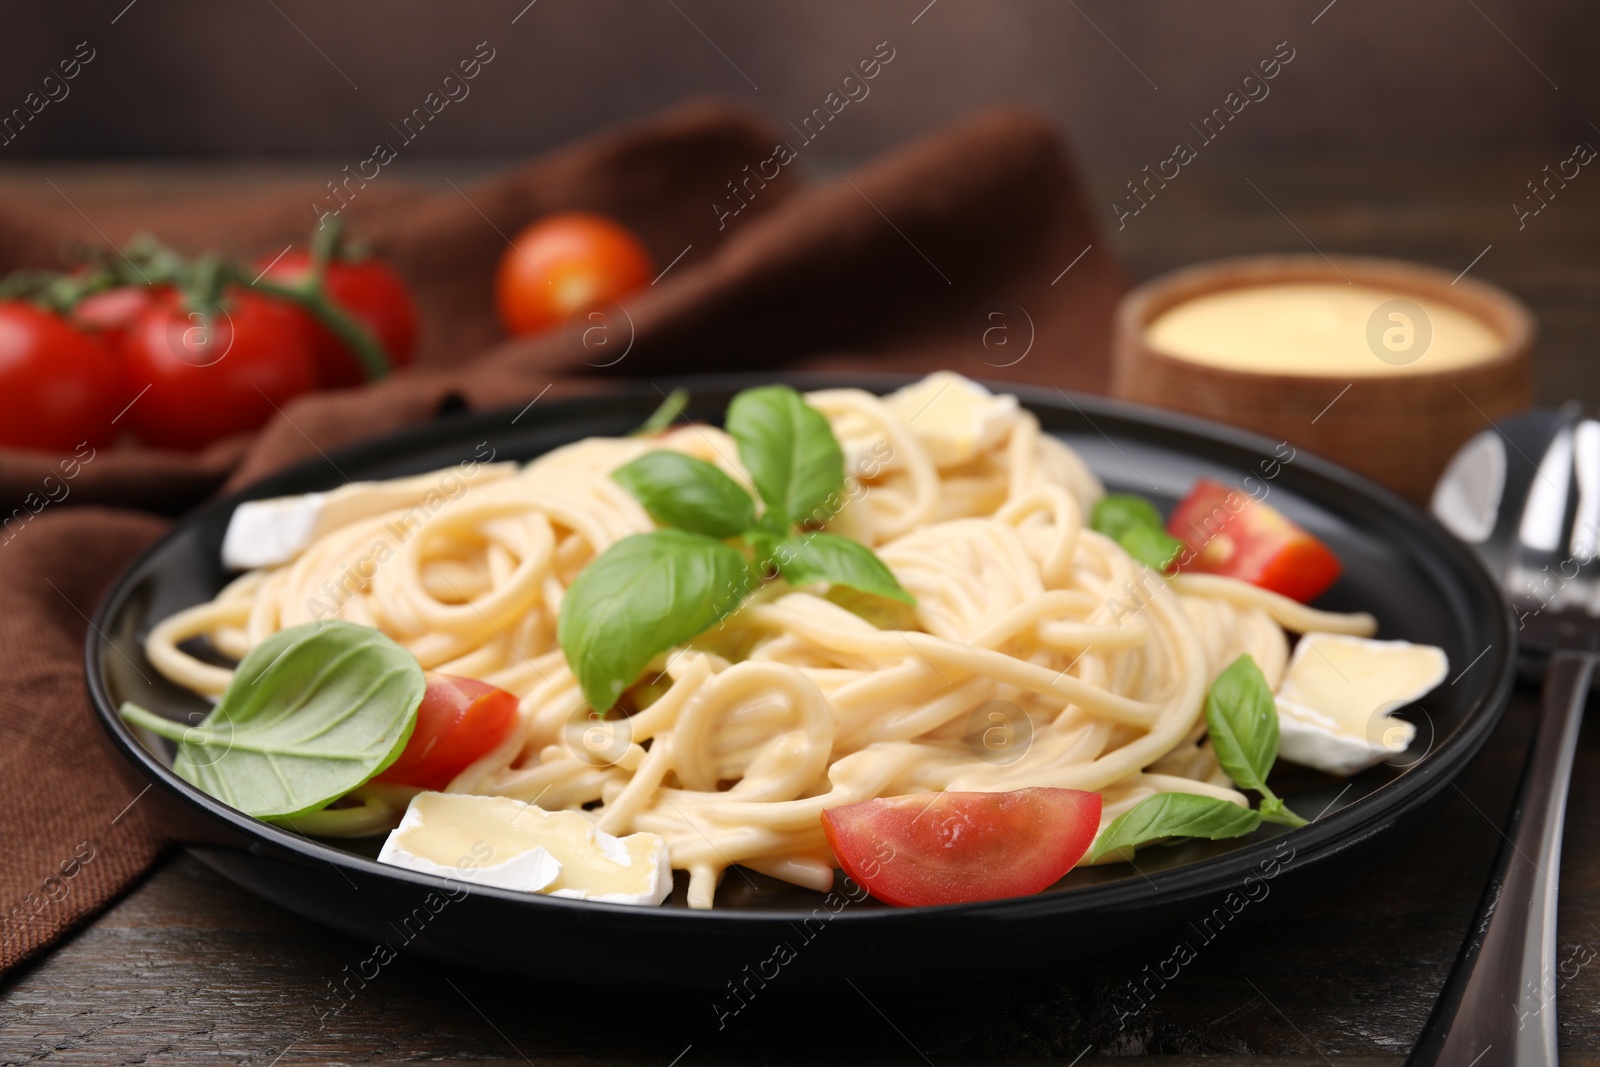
xmin=1409 ymin=410 xmax=1600 ymax=1065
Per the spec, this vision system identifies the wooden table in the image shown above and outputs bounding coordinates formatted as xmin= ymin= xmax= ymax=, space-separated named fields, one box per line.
xmin=3 ymin=155 xmax=1599 ymax=1065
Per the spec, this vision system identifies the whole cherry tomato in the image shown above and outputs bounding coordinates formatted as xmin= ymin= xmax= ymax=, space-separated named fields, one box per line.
xmin=121 ymin=289 xmax=316 ymax=451
xmin=376 ymin=673 xmax=519 ymax=791
xmin=72 ymin=285 xmax=164 ymax=357
xmin=494 ymin=212 xmax=653 ymax=337
xmin=0 ymin=301 xmax=122 ymax=453
xmin=257 ymin=252 xmax=418 ymax=388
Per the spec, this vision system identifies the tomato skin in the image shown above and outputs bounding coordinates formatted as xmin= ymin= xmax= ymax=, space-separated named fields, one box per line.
xmin=376 ymin=674 xmax=519 ymax=792
xmin=494 ymin=212 xmax=653 ymax=337
xmin=1166 ymin=478 xmax=1342 ymax=603
xmin=120 ymin=290 xmax=317 ymax=451
xmin=259 ymin=252 xmax=418 ymax=388
xmin=71 ymin=285 xmax=163 ymax=357
xmin=0 ymin=302 xmax=122 ymax=453
xmin=821 ymin=787 xmax=1102 ymax=907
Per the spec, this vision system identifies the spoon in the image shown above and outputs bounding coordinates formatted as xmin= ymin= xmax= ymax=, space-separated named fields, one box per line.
xmin=1410 ymin=404 xmax=1597 ymax=1065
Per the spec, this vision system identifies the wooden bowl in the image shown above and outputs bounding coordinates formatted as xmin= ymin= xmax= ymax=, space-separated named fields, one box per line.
xmin=1111 ymin=254 xmax=1534 ymax=502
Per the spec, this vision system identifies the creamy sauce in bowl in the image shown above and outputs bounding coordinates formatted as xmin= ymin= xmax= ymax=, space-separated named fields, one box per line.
xmin=1147 ymin=283 xmax=1502 ymax=376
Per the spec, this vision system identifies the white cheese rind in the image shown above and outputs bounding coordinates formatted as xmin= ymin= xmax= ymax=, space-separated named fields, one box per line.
xmin=1276 ymin=698 xmax=1416 ymax=777
xmin=220 ymin=462 xmax=518 ymax=570
xmin=376 ymin=792 xmax=671 ymax=906
xmin=546 ymin=833 xmax=673 ymax=904
xmin=376 ymin=793 xmax=563 ymax=893
xmin=221 ymin=493 xmax=328 ymax=570
xmin=883 ymin=372 xmax=1018 ymax=468
xmin=1272 ymin=633 xmax=1448 ymax=776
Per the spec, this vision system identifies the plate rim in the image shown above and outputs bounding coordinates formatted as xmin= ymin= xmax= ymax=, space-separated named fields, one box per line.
xmin=85 ymin=372 xmax=1519 ymax=927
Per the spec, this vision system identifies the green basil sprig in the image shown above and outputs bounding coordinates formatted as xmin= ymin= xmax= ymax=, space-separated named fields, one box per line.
xmin=118 ymin=621 xmax=426 ymax=820
xmin=632 ymin=388 xmax=688 ymax=437
xmin=1090 ymin=493 xmax=1183 ymax=572
xmin=1089 ymin=653 xmax=1306 ymax=861
xmin=612 ymin=452 xmax=755 ymax=538
xmin=761 ymin=529 xmax=912 ymax=605
xmin=725 ymin=386 xmax=846 ymax=529
xmin=1089 ymin=792 xmax=1263 ymax=860
xmin=559 ymin=384 xmax=913 ymax=713
xmin=556 ymin=530 xmax=754 ymax=713
xmin=1205 ymin=654 xmax=1306 ymax=828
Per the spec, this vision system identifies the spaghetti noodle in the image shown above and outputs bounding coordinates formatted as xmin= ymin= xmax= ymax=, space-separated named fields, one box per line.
xmin=145 ymin=373 xmax=1375 ymax=909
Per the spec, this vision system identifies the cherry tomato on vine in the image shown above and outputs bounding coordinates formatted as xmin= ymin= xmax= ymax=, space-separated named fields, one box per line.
xmin=72 ymin=285 xmax=164 ymax=357
xmin=494 ymin=212 xmax=653 ymax=337
xmin=257 ymin=251 xmax=418 ymax=388
xmin=120 ymin=289 xmax=316 ymax=451
xmin=0 ymin=302 xmax=123 ymax=453
xmin=376 ymin=674 xmax=519 ymax=791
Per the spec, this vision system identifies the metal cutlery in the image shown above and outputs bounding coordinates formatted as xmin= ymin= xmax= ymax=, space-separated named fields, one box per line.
xmin=1410 ymin=405 xmax=1598 ymax=1065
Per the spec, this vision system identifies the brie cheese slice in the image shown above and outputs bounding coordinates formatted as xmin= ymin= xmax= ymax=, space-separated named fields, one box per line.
xmin=377 ymin=792 xmax=672 ymax=905
xmin=377 ymin=793 xmax=562 ymax=893
xmin=221 ymin=462 xmax=517 ymax=570
xmin=221 ymin=491 xmax=329 ymax=572
xmin=1274 ymin=632 xmax=1449 ymax=776
xmin=883 ymin=372 xmax=1018 ymax=468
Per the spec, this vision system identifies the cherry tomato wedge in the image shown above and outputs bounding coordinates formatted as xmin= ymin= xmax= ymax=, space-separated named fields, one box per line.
xmin=376 ymin=673 xmax=519 ymax=792
xmin=120 ymin=288 xmax=316 ymax=451
xmin=0 ymin=301 xmax=123 ymax=453
xmin=494 ymin=212 xmax=653 ymax=337
xmin=1166 ymin=478 xmax=1342 ymax=603
xmin=821 ymin=787 xmax=1102 ymax=907
xmin=258 ymin=251 xmax=417 ymax=388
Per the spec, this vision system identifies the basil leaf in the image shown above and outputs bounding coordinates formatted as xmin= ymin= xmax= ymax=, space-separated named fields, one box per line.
xmin=1089 ymin=792 xmax=1262 ymax=861
xmin=557 ymin=529 xmax=754 ymax=712
xmin=632 ymin=388 xmax=688 ymax=437
xmin=1118 ymin=524 xmax=1184 ymax=571
xmin=118 ymin=621 xmax=425 ymax=820
xmin=771 ymin=532 xmax=915 ymax=604
xmin=823 ymin=584 xmax=921 ymax=632
xmin=755 ymin=511 xmax=791 ymax=537
xmin=1259 ymin=795 xmax=1309 ymax=828
xmin=1090 ymin=493 xmax=1166 ymax=541
xmin=745 ymin=528 xmax=782 ymax=570
xmin=1091 ymin=493 xmax=1182 ymax=571
xmin=612 ymin=452 xmax=755 ymax=539
xmin=724 ymin=385 xmax=844 ymax=528
xmin=1205 ymin=654 xmax=1280 ymax=796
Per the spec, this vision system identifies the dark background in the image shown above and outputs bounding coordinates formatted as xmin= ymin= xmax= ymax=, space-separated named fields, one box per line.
xmin=7 ymin=1 xmax=1595 ymax=168
xmin=9 ymin=0 xmax=1599 ymax=412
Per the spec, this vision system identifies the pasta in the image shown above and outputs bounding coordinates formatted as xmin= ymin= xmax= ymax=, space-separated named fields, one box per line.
xmin=145 ymin=374 xmax=1376 ymax=909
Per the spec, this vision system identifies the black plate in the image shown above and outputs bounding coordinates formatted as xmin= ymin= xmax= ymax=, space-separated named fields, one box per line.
xmin=86 ymin=374 xmax=1516 ymax=988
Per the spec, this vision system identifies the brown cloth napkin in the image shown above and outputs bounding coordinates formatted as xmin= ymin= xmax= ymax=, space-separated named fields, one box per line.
xmin=0 ymin=100 xmax=1126 ymax=975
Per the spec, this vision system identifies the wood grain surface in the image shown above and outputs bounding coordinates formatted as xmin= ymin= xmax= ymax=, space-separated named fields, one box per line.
xmin=3 ymin=154 xmax=1599 ymax=1065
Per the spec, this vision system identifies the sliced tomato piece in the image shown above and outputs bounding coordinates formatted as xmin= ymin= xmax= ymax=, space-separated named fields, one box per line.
xmin=1166 ymin=478 xmax=1342 ymax=603
xmin=376 ymin=673 xmax=518 ymax=791
xmin=820 ymin=787 xmax=1101 ymax=907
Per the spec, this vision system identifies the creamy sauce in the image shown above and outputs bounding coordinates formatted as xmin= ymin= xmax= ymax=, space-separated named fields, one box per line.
xmin=1147 ymin=283 xmax=1501 ymax=376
